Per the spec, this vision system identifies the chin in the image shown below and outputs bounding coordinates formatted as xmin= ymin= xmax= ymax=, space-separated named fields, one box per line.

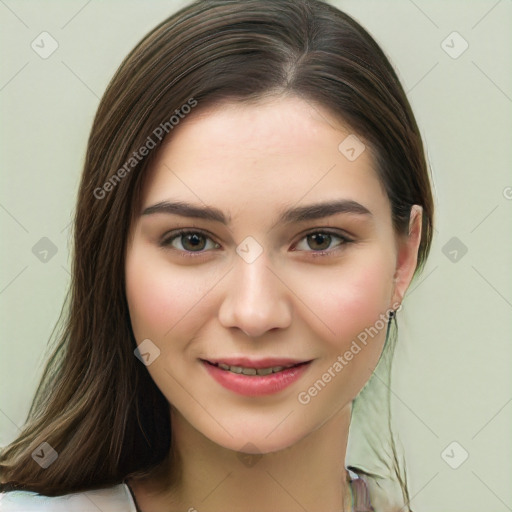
xmin=204 ymin=420 xmax=312 ymax=456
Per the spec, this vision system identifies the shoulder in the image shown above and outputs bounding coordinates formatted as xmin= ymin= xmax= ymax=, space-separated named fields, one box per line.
xmin=348 ymin=467 xmax=411 ymax=512
xmin=348 ymin=468 xmax=374 ymax=511
xmin=0 ymin=483 xmax=136 ymax=512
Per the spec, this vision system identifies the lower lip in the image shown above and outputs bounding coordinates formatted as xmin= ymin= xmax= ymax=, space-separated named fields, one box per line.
xmin=201 ymin=360 xmax=312 ymax=396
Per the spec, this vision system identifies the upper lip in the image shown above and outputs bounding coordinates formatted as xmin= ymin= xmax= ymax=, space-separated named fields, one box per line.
xmin=202 ymin=357 xmax=312 ymax=369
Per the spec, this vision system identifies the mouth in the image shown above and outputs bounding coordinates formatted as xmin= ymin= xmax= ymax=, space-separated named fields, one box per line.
xmin=200 ymin=358 xmax=312 ymax=376
xmin=200 ymin=358 xmax=313 ymax=396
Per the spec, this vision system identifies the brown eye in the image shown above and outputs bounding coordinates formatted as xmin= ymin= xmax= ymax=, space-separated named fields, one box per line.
xmin=293 ymin=230 xmax=353 ymax=255
xmin=306 ymin=233 xmax=332 ymax=251
xmin=161 ymin=230 xmax=220 ymax=254
xmin=180 ymin=233 xmax=207 ymax=251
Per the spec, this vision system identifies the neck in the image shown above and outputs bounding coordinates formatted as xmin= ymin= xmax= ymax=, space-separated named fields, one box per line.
xmin=143 ymin=403 xmax=353 ymax=512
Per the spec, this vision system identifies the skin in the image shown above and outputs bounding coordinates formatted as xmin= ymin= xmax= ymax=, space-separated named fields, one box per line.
xmin=124 ymin=94 xmax=422 ymax=512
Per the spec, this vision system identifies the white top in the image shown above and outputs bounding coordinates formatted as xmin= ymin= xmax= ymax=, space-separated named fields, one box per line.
xmin=0 ymin=471 xmax=376 ymax=511
xmin=0 ymin=483 xmax=137 ymax=511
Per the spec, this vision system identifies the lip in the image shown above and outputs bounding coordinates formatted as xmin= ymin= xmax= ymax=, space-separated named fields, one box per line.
xmin=201 ymin=359 xmax=313 ymax=396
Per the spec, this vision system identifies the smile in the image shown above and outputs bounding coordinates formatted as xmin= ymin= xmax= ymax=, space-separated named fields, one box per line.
xmin=205 ymin=360 xmax=307 ymax=376
xmin=200 ymin=359 xmax=313 ymax=396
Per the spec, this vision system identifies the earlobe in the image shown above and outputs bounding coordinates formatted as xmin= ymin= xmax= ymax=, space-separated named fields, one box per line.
xmin=391 ymin=205 xmax=423 ymax=306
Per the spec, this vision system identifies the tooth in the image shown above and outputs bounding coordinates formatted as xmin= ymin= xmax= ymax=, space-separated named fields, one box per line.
xmin=213 ymin=362 xmax=297 ymax=375
xmin=256 ymin=367 xmax=273 ymax=376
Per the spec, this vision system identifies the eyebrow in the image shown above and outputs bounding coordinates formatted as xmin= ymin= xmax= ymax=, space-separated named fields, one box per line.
xmin=141 ymin=199 xmax=372 ymax=225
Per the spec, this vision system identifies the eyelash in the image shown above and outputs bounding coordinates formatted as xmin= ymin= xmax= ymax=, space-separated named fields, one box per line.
xmin=159 ymin=228 xmax=354 ymax=259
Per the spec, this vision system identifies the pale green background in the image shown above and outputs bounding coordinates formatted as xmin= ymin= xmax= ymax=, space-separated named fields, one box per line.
xmin=1 ymin=1 xmax=511 ymax=510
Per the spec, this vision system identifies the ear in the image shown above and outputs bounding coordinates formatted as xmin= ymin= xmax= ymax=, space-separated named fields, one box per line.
xmin=391 ymin=205 xmax=423 ymax=307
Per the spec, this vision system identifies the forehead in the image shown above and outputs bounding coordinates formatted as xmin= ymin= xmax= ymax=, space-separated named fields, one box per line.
xmin=140 ymin=95 xmax=390 ymax=222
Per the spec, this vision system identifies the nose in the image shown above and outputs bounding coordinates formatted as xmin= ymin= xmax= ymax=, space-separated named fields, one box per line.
xmin=218 ymin=252 xmax=292 ymax=338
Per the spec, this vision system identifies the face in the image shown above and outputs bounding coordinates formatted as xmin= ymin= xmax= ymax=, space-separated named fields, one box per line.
xmin=125 ymin=95 xmax=420 ymax=454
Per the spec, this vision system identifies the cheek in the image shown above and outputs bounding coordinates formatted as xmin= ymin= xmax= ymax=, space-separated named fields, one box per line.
xmin=306 ymin=256 xmax=394 ymax=348
xmin=125 ymin=249 xmax=205 ymax=341
xmin=125 ymin=246 xmax=233 ymax=357
xmin=296 ymin=262 xmax=394 ymax=407
xmin=126 ymin=264 xmax=170 ymax=340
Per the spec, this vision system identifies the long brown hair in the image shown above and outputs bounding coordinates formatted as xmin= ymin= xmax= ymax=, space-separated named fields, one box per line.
xmin=0 ymin=0 xmax=434 ymax=505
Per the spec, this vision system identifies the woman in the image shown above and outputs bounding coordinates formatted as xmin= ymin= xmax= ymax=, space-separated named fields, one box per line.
xmin=0 ymin=0 xmax=434 ymax=510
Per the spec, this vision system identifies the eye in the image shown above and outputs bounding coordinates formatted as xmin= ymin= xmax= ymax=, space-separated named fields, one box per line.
xmin=293 ymin=230 xmax=354 ymax=255
xmin=160 ymin=228 xmax=354 ymax=259
xmin=160 ymin=229 xmax=220 ymax=256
